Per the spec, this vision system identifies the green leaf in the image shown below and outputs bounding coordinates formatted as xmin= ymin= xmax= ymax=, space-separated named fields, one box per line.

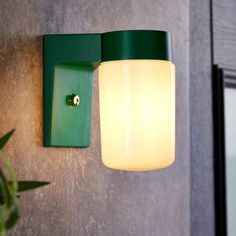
xmin=0 ymin=171 xmax=12 ymax=207
xmin=0 ymin=129 xmax=50 ymax=234
xmin=17 ymin=181 xmax=50 ymax=192
xmin=5 ymin=203 xmax=20 ymax=230
xmin=3 ymin=159 xmax=17 ymax=192
xmin=0 ymin=130 xmax=14 ymax=150
xmin=0 ymin=158 xmax=19 ymax=233
xmin=0 ymin=160 xmax=18 ymax=208
xmin=0 ymin=210 xmax=6 ymax=236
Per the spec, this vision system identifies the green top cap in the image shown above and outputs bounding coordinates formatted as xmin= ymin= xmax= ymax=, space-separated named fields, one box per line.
xmin=101 ymin=30 xmax=172 ymax=62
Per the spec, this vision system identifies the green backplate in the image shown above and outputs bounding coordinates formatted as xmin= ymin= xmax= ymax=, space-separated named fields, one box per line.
xmin=43 ymin=30 xmax=172 ymax=147
xmin=43 ymin=34 xmax=101 ymax=147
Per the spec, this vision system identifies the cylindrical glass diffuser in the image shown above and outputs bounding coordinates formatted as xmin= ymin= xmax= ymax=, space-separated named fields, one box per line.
xmin=98 ymin=30 xmax=175 ymax=171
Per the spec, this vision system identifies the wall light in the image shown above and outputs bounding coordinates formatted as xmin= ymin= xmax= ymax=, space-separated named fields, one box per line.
xmin=43 ymin=30 xmax=175 ymax=171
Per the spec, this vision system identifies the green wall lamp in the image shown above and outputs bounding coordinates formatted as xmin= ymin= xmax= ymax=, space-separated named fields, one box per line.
xmin=43 ymin=30 xmax=175 ymax=171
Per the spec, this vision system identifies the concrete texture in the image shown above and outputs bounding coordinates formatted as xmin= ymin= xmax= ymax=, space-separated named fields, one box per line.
xmin=213 ymin=0 xmax=236 ymax=69
xmin=0 ymin=0 xmax=190 ymax=235
xmin=189 ymin=0 xmax=215 ymax=235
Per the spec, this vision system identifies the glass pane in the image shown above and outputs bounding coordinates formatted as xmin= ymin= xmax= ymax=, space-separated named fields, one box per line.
xmin=224 ymin=87 xmax=236 ymax=236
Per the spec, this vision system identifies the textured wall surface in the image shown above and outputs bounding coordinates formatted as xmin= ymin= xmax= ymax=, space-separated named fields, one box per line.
xmin=213 ymin=0 xmax=236 ymax=69
xmin=190 ymin=0 xmax=215 ymax=235
xmin=0 ymin=0 xmax=190 ymax=235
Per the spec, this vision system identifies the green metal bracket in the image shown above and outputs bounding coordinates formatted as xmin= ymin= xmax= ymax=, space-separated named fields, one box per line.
xmin=43 ymin=34 xmax=101 ymax=147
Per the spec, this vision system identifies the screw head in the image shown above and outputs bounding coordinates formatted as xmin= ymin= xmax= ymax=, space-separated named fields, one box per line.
xmin=73 ymin=95 xmax=80 ymax=106
xmin=66 ymin=94 xmax=80 ymax=106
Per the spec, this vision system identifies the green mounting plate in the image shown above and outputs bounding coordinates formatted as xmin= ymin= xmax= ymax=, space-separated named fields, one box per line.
xmin=43 ymin=34 xmax=101 ymax=147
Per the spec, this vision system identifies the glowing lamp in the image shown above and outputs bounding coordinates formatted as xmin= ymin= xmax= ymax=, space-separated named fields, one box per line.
xmin=43 ymin=30 xmax=175 ymax=171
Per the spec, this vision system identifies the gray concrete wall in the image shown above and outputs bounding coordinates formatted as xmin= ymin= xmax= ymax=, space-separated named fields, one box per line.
xmin=0 ymin=1 xmax=190 ymax=235
xmin=189 ymin=0 xmax=215 ymax=235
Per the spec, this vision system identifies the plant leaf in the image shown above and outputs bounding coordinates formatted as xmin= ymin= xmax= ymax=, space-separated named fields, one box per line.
xmin=17 ymin=181 xmax=50 ymax=192
xmin=0 ymin=130 xmax=14 ymax=150
xmin=0 ymin=171 xmax=12 ymax=207
xmin=0 ymin=208 xmax=6 ymax=236
xmin=5 ymin=203 xmax=20 ymax=230
xmin=0 ymin=157 xmax=19 ymax=233
xmin=3 ymin=159 xmax=18 ymax=192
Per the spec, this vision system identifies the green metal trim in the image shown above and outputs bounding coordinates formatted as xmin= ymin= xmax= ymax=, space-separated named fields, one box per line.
xmin=43 ymin=34 xmax=101 ymax=147
xmin=101 ymin=30 xmax=172 ymax=62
